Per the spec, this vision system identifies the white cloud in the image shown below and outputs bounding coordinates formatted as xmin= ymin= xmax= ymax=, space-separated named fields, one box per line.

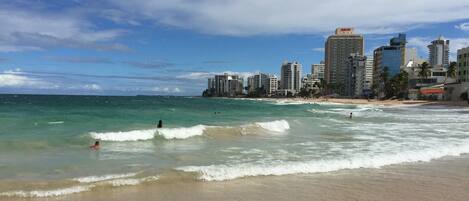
xmin=0 ymin=8 xmax=127 ymax=52
xmin=83 ymin=84 xmax=102 ymax=90
xmin=151 ymin=86 xmax=182 ymax=93
xmin=407 ymin=37 xmax=469 ymax=61
xmin=455 ymin=22 xmax=469 ymax=31
xmin=107 ymin=0 xmax=469 ymax=36
xmin=0 ymin=69 xmax=58 ymax=89
xmin=312 ymin=48 xmax=325 ymax=52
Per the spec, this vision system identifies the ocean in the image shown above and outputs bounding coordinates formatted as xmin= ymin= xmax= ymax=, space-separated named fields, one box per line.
xmin=1 ymin=94 xmax=469 ymax=198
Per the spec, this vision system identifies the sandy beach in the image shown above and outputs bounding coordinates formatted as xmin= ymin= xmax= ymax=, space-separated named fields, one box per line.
xmin=7 ymin=155 xmax=469 ymax=201
xmin=258 ymin=97 xmax=469 ymax=107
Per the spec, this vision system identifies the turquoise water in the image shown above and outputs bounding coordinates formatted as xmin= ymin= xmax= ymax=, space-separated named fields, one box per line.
xmin=1 ymin=94 xmax=469 ymax=198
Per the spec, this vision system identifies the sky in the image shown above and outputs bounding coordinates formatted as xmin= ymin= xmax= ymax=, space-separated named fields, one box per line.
xmin=0 ymin=0 xmax=469 ymax=96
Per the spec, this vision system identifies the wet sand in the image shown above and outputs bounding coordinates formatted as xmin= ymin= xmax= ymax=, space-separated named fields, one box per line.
xmin=8 ymin=155 xmax=469 ymax=201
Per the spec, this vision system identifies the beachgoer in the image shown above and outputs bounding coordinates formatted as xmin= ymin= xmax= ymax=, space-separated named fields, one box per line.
xmin=349 ymin=112 xmax=353 ymax=119
xmin=90 ymin=141 xmax=100 ymax=150
xmin=157 ymin=120 xmax=163 ymax=128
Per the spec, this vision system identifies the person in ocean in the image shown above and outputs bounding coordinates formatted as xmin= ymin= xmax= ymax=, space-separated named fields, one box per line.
xmin=349 ymin=112 xmax=353 ymax=119
xmin=90 ymin=141 xmax=100 ymax=150
xmin=157 ymin=120 xmax=163 ymax=128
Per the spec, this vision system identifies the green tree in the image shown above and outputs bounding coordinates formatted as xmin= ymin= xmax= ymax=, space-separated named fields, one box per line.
xmin=389 ymin=70 xmax=409 ymax=99
xmin=418 ymin=62 xmax=431 ymax=84
xmin=444 ymin=61 xmax=457 ymax=84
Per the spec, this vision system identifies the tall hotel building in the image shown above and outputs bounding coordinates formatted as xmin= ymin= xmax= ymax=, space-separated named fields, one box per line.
xmin=428 ymin=36 xmax=450 ymax=68
xmin=325 ymin=28 xmax=364 ymax=95
xmin=280 ymin=61 xmax=302 ymax=94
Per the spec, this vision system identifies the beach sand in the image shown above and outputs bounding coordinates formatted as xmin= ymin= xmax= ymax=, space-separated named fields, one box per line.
xmin=7 ymin=155 xmax=469 ymax=201
xmin=261 ymin=97 xmax=469 ymax=107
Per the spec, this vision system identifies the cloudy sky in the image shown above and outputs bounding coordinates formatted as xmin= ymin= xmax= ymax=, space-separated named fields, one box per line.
xmin=0 ymin=0 xmax=468 ymax=95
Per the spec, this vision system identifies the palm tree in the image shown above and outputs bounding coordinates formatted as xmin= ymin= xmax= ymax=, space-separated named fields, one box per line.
xmin=444 ymin=61 xmax=457 ymax=84
xmin=418 ymin=62 xmax=431 ymax=85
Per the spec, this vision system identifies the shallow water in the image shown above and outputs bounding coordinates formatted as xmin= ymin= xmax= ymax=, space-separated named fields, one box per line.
xmin=1 ymin=94 xmax=469 ymax=198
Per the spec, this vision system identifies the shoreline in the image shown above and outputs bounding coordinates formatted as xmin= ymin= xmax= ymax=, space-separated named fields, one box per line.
xmin=250 ymin=97 xmax=469 ymax=107
xmin=8 ymin=155 xmax=469 ymax=201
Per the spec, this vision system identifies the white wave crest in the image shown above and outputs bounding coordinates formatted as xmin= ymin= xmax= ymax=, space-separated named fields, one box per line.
xmin=90 ymin=129 xmax=157 ymax=142
xmin=177 ymin=142 xmax=469 ymax=181
xmin=157 ymin=125 xmax=207 ymax=139
xmin=89 ymin=120 xmax=289 ymax=141
xmin=103 ymin=176 xmax=159 ymax=187
xmin=47 ymin=121 xmax=64 ymax=125
xmin=72 ymin=172 xmax=138 ymax=183
xmin=0 ymin=175 xmax=159 ymax=198
xmin=255 ymin=120 xmax=290 ymax=132
xmin=0 ymin=185 xmax=95 ymax=198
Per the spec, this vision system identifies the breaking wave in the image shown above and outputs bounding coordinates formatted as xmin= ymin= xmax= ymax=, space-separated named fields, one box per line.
xmin=89 ymin=120 xmax=291 ymax=142
xmin=177 ymin=142 xmax=469 ymax=181
xmin=255 ymin=120 xmax=290 ymax=132
xmin=0 ymin=175 xmax=159 ymax=198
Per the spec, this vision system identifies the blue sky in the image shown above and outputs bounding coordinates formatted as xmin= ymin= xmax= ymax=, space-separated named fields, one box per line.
xmin=0 ymin=0 xmax=469 ymax=96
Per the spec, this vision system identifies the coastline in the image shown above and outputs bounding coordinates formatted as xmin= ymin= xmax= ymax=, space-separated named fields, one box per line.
xmin=9 ymin=155 xmax=469 ymax=201
xmin=251 ymin=97 xmax=469 ymax=107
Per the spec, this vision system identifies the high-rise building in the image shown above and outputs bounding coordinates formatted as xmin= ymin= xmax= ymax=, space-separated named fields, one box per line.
xmin=266 ymin=75 xmax=278 ymax=96
xmin=280 ymin=61 xmax=302 ymax=93
xmin=458 ymin=47 xmax=469 ymax=82
xmin=428 ymin=36 xmax=450 ymax=68
xmin=247 ymin=76 xmax=256 ymax=93
xmin=207 ymin=78 xmax=215 ymax=90
xmin=253 ymin=73 xmax=269 ymax=89
xmin=214 ymin=74 xmax=244 ymax=97
xmin=325 ymin=28 xmax=364 ymax=95
xmin=247 ymin=73 xmax=272 ymax=95
xmin=373 ymin=33 xmax=407 ymax=97
xmin=311 ymin=61 xmax=325 ymax=84
xmin=346 ymin=54 xmax=373 ymax=97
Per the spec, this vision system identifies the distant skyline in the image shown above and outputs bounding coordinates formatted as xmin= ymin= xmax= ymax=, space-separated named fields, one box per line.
xmin=0 ymin=0 xmax=469 ymax=96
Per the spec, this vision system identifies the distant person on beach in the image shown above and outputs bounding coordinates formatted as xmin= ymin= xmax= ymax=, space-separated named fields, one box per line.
xmin=349 ymin=112 xmax=353 ymax=119
xmin=90 ymin=141 xmax=100 ymax=150
xmin=157 ymin=120 xmax=163 ymax=128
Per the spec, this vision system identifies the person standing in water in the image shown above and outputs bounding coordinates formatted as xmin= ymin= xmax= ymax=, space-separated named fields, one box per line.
xmin=157 ymin=120 xmax=163 ymax=128
xmin=349 ymin=112 xmax=353 ymax=119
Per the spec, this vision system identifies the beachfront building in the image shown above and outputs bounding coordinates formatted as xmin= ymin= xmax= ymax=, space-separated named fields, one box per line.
xmin=373 ymin=33 xmax=407 ymax=98
xmin=458 ymin=47 xmax=469 ymax=82
xmin=325 ymin=28 xmax=364 ymax=95
xmin=246 ymin=73 xmax=274 ymax=96
xmin=280 ymin=61 xmax=302 ymax=95
xmin=311 ymin=61 xmax=325 ymax=84
xmin=444 ymin=47 xmax=469 ymax=101
xmin=345 ymin=54 xmax=373 ymax=97
xmin=266 ymin=75 xmax=278 ymax=96
xmin=428 ymin=36 xmax=450 ymax=68
xmin=211 ymin=73 xmax=244 ymax=97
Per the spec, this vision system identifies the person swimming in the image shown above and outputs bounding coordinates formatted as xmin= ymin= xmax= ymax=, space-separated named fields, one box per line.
xmin=90 ymin=141 xmax=100 ymax=150
xmin=157 ymin=120 xmax=163 ymax=128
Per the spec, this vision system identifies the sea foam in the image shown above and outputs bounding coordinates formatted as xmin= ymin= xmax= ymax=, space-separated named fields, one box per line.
xmin=177 ymin=141 xmax=469 ymax=181
xmin=72 ymin=172 xmax=138 ymax=183
xmin=156 ymin=125 xmax=208 ymax=139
xmin=0 ymin=185 xmax=95 ymax=198
xmin=0 ymin=175 xmax=159 ymax=198
xmin=90 ymin=129 xmax=157 ymax=142
xmin=255 ymin=120 xmax=290 ymax=132
xmin=89 ymin=120 xmax=290 ymax=141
